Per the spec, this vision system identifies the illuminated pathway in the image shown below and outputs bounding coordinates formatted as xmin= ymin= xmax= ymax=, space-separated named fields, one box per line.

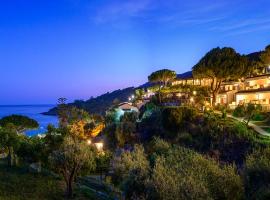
xmin=227 ymin=114 xmax=270 ymax=137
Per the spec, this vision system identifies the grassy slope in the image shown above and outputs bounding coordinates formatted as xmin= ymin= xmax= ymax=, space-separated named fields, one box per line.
xmin=0 ymin=160 xmax=64 ymax=200
xmin=0 ymin=160 xmax=104 ymax=200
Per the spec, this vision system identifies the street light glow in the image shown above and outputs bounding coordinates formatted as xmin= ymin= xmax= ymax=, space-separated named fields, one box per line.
xmin=95 ymin=142 xmax=103 ymax=151
xmin=87 ymin=139 xmax=92 ymax=145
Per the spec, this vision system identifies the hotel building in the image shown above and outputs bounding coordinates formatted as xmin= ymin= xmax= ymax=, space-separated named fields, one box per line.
xmin=172 ymin=68 xmax=270 ymax=111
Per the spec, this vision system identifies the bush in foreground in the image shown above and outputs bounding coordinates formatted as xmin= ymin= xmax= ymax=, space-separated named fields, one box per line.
xmin=113 ymin=140 xmax=244 ymax=200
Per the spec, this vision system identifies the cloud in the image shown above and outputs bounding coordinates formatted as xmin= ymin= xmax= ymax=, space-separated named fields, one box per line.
xmin=94 ymin=0 xmax=154 ymax=23
xmin=225 ymin=23 xmax=270 ymax=36
xmin=93 ymin=0 xmax=229 ymax=24
xmin=207 ymin=16 xmax=270 ymax=36
xmin=92 ymin=0 xmax=270 ymax=36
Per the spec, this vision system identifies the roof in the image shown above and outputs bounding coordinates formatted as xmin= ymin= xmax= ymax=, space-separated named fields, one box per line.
xmin=176 ymin=71 xmax=193 ymax=79
xmin=245 ymin=74 xmax=270 ymax=81
xmin=117 ymin=102 xmax=139 ymax=111
xmin=236 ymin=88 xmax=270 ymax=94
xmin=221 ymin=81 xmax=241 ymax=85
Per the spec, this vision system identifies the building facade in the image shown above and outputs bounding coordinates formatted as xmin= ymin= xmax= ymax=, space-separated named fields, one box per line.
xmin=172 ymin=69 xmax=270 ymax=110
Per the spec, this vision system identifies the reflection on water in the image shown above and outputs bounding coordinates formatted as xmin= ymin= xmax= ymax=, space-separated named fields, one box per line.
xmin=0 ymin=105 xmax=58 ymax=136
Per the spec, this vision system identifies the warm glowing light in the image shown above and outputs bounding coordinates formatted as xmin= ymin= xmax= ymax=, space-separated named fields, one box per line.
xmin=190 ymin=97 xmax=194 ymax=102
xmin=236 ymin=95 xmax=245 ymax=101
xmin=256 ymin=93 xmax=263 ymax=100
xmin=95 ymin=142 xmax=103 ymax=151
xmin=87 ymin=139 xmax=92 ymax=145
xmin=193 ymin=91 xmax=197 ymax=95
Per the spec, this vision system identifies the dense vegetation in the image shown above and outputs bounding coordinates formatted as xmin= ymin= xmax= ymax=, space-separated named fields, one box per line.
xmin=1 ymin=44 xmax=270 ymax=199
xmin=103 ymin=103 xmax=270 ymax=200
xmin=44 ymin=87 xmax=135 ymax=115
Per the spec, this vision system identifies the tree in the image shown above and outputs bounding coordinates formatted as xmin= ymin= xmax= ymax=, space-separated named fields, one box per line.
xmin=260 ymin=45 xmax=270 ymax=67
xmin=0 ymin=115 xmax=38 ymax=167
xmin=193 ymin=47 xmax=249 ymax=105
xmin=0 ymin=115 xmax=39 ymax=133
xmin=96 ymin=151 xmax=112 ymax=181
xmin=245 ymin=103 xmax=262 ymax=126
xmin=244 ymin=147 xmax=270 ymax=199
xmin=113 ymin=141 xmax=243 ymax=200
xmin=104 ymin=111 xmax=138 ymax=148
xmin=113 ymin=144 xmax=150 ymax=187
xmin=57 ymin=97 xmax=69 ymax=127
xmin=162 ymin=106 xmax=197 ymax=137
xmin=148 ymin=69 xmax=176 ymax=103
xmin=57 ymin=101 xmax=104 ymax=139
xmin=150 ymin=146 xmax=243 ymax=200
xmin=0 ymin=128 xmax=21 ymax=167
xmin=49 ymin=136 xmax=96 ymax=198
xmin=135 ymin=88 xmax=145 ymax=101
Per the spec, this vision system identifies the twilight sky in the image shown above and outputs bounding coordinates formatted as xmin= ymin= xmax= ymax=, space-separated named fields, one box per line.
xmin=0 ymin=0 xmax=270 ymax=104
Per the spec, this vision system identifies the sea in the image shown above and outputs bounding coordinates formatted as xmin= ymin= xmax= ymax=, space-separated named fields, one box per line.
xmin=0 ymin=105 xmax=58 ymax=136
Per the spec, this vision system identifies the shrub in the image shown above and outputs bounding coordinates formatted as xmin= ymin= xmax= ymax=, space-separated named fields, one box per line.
xmin=161 ymin=106 xmax=197 ymax=137
xmin=251 ymin=113 xmax=265 ymax=121
xmin=114 ymin=142 xmax=244 ymax=200
xmin=113 ymin=144 xmax=150 ymax=185
xmin=244 ymin=147 xmax=270 ymax=200
xmin=150 ymin=146 xmax=244 ymax=200
xmin=233 ymin=105 xmax=245 ymax=117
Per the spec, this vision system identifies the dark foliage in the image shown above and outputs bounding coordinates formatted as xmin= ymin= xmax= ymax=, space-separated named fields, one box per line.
xmin=0 ymin=115 xmax=39 ymax=132
xmin=244 ymin=147 xmax=270 ymax=200
xmin=44 ymin=87 xmax=135 ymax=116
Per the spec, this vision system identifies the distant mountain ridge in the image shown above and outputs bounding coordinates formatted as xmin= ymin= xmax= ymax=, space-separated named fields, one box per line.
xmin=42 ymin=71 xmax=192 ymax=116
xmin=43 ymin=87 xmax=136 ymax=116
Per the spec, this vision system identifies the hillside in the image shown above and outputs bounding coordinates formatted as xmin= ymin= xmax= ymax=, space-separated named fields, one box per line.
xmin=42 ymin=71 xmax=196 ymax=116
xmin=43 ymin=87 xmax=135 ymax=116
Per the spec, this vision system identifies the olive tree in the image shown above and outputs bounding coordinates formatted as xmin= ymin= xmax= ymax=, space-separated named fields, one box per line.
xmin=150 ymin=147 xmax=244 ymax=200
xmin=0 ymin=128 xmax=20 ymax=167
xmin=49 ymin=136 xmax=96 ymax=198
xmin=113 ymin=140 xmax=243 ymax=200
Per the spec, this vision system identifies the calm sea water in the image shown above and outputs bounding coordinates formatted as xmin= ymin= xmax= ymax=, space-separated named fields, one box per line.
xmin=0 ymin=105 xmax=58 ymax=136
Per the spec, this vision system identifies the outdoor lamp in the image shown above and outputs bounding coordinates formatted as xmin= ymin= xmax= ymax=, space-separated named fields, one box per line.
xmin=87 ymin=139 xmax=92 ymax=145
xmin=95 ymin=142 xmax=103 ymax=151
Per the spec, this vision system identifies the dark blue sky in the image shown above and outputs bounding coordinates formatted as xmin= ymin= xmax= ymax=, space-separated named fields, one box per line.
xmin=1 ymin=0 xmax=270 ymax=104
